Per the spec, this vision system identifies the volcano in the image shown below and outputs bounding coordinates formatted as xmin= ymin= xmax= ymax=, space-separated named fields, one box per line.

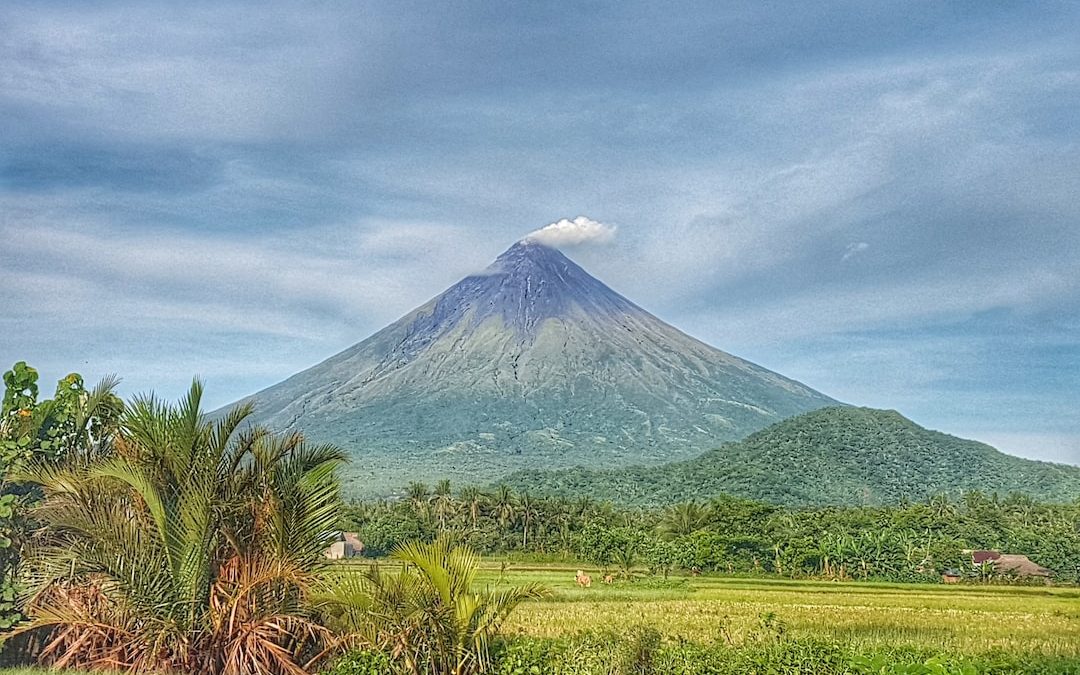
xmin=236 ymin=240 xmax=838 ymax=495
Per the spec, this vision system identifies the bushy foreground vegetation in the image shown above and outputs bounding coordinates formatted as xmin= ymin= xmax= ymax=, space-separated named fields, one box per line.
xmin=345 ymin=481 xmax=1080 ymax=583
xmin=0 ymin=363 xmax=550 ymax=674
xmin=1 ymin=363 xmax=348 ymax=672
xmin=316 ymin=539 xmax=548 ymax=674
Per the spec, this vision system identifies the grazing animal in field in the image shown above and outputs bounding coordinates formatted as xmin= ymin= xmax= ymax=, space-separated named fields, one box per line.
xmin=575 ymin=570 xmax=592 ymax=587
xmin=603 ymin=574 xmax=614 ymax=584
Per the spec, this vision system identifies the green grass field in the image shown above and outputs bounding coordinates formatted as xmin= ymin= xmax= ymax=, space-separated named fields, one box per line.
xmin=461 ymin=564 xmax=1080 ymax=660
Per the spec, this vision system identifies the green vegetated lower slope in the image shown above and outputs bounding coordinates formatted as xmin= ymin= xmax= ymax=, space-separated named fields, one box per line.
xmin=503 ymin=407 xmax=1080 ymax=507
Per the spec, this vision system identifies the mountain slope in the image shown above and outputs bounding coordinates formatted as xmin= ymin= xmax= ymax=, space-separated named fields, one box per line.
xmin=235 ymin=240 xmax=837 ymax=495
xmin=503 ymin=407 xmax=1080 ymax=506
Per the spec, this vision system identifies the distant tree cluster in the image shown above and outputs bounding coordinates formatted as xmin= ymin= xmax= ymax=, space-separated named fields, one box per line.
xmin=344 ymin=483 xmax=1080 ymax=583
xmin=502 ymin=407 xmax=1080 ymax=507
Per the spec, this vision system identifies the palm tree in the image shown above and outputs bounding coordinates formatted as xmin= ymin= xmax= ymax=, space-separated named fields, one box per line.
xmin=491 ymin=485 xmax=517 ymax=530
xmin=407 ymin=481 xmax=431 ymax=519
xmin=929 ymin=493 xmax=957 ymax=520
xmin=15 ymin=381 xmax=345 ymax=674
xmin=553 ymin=501 xmax=574 ymax=554
xmin=519 ymin=491 xmax=537 ymax=550
xmin=316 ymin=538 xmax=547 ymax=674
xmin=574 ymin=496 xmax=595 ymax=521
xmin=458 ymin=486 xmax=484 ymax=530
xmin=656 ymin=501 xmax=709 ymax=540
xmin=433 ymin=480 xmax=454 ymax=531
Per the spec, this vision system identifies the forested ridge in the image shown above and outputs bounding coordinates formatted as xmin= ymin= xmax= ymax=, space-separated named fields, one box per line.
xmin=502 ymin=407 xmax=1080 ymax=506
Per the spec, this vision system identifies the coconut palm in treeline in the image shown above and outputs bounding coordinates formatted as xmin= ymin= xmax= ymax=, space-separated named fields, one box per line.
xmin=656 ymin=501 xmax=710 ymax=540
xmin=15 ymin=381 xmax=345 ymax=674
xmin=433 ymin=479 xmax=454 ymax=530
xmin=459 ymin=485 xmax=484 ymax=530
xmin=407 ymin=481 xmax=431 ymax=518
xmin=315 ymin=538 xmax=548 ymax=675
xmin=519 ymin=491 xmax=537 ymax=549
xmin=492 ymin=484 xmax=517 ymax=529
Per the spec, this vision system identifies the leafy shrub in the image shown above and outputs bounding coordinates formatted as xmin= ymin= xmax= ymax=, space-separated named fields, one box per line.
xmin=616 ymin=626 xmax=662 ymax=675
xmin=316 ymin=539 xmax=548 ymax=675
xmin=849 ymin=654 xmax=978 ymax=675
xmin=494 ymin=638 xmax=561 ymax=675
xmin=324 ymin=650 xmax=396 ymax=675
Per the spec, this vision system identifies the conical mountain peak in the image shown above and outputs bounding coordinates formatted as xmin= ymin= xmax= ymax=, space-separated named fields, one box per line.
xmin=485 ymin=239 xmax=571 ymax=278
xmin=488 ymin=239 xmax=587 ymax=281
xmin=235 ymin=238 xmax=838 ymax=496
xmin=498 ymin=237 xmax=561 ymax=259
xmin=429 ymin=240 xmax=642 ymax=339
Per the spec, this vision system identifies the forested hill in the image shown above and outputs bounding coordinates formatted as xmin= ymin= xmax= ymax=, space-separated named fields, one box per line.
xmin=502 ymin=407 xmax=1080 ymax=507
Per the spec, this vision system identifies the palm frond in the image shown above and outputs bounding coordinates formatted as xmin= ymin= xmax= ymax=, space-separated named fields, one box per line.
xmin=17 ymin=381 xmax=345 ymax=675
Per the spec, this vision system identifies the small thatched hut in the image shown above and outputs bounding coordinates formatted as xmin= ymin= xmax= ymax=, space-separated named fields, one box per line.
xmin=968 ymin=550 xmax=1051 ymax=579
xmin=324 ymin=531 xmax=364 ymax=559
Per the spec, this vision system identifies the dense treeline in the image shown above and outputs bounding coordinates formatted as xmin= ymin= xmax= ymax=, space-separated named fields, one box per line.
xmin=502 ymin=407 xmax=1080 ymax=506
xmin=343 ymin=482 xmax=1080 ymax=582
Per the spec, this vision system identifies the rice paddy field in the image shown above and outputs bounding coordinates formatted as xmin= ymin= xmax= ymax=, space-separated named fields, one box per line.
xmin=6 ymin=565 xmax=1079 ymax=674
xmin=464 ymin=564 xmax=1080 ymax=661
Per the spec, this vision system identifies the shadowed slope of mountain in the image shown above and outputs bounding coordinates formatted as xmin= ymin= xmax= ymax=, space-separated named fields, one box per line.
xmin=235 ymin=240 xmax=838 ymax=495
xmin=503 ymin=407 xmax=1080 ymax=507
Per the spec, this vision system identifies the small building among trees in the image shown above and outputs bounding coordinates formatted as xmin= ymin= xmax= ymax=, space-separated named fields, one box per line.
xmin=942 ymin=569 xmax=962 ymax=584
xmin=325 ymin=531 xmax=365 ymax=559
xmin=969 ymin=550 xmax=1051 ymax=579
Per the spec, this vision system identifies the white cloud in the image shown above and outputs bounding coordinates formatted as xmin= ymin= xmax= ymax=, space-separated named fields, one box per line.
xmin=842 ymin=241 xmax=870 ymax=260
xmin=524 ymin=216 xmax=617 ymax=247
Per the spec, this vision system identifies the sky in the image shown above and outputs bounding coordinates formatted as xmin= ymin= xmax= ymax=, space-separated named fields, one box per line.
xmin=1 ymin=1 xmax=1078 ymax=464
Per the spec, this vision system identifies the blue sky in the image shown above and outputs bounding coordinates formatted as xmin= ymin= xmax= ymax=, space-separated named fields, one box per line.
xmin=2 ymin=1 xmax=1078 ymax=464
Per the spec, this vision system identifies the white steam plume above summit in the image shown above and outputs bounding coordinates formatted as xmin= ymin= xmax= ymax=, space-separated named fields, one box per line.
xmin=524 ymin=216 xmax=617 ymax=247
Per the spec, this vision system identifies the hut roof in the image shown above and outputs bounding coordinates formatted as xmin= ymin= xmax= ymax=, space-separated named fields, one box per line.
xmin=994 ymin=554 xmax=1051 ymax=577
